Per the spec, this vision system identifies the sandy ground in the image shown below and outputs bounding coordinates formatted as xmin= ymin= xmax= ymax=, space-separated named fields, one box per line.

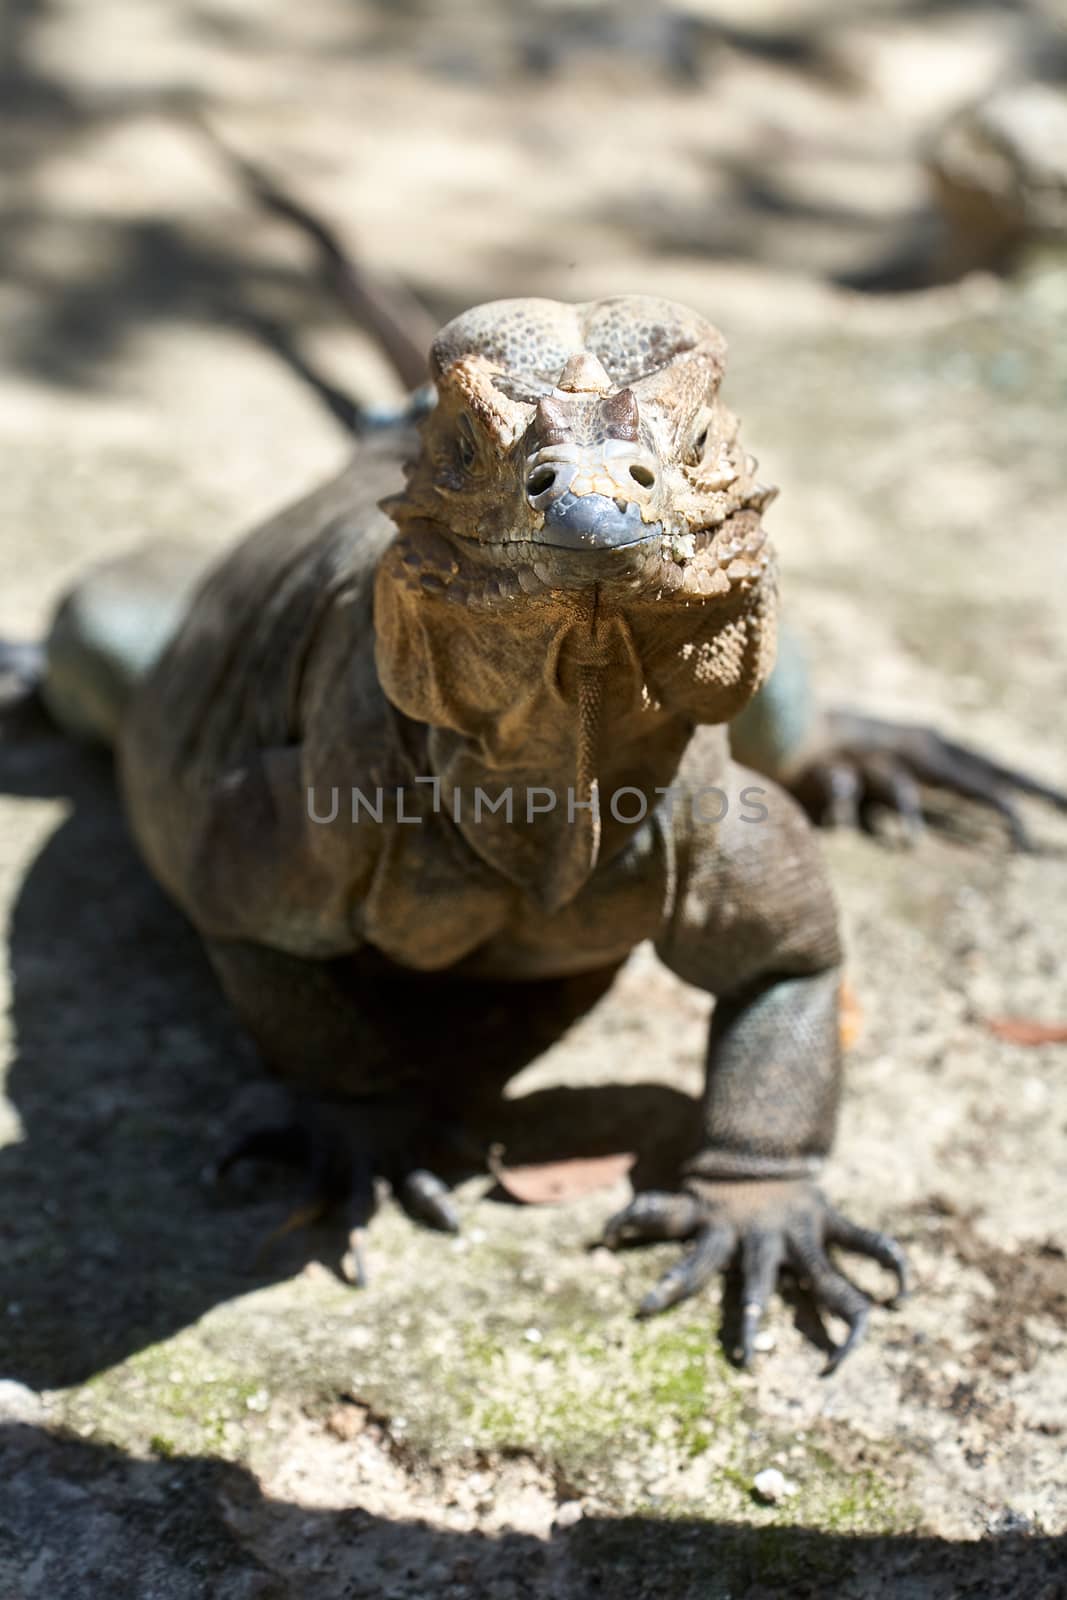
xmin=1 ymin=4 xmax=1066 ymax=1596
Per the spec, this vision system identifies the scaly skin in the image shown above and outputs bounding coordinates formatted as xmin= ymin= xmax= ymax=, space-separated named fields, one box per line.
xmin=104 ymin=294 xmax=913 ymax=1369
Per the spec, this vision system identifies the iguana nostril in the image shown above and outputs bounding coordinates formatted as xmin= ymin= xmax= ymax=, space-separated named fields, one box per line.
xmin=527 ymin=466 xmax=557 ymax=497
xmin=630 ymin=465 xmax=655 ymax=489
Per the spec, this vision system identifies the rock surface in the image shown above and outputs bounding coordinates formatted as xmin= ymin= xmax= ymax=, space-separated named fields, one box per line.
xmin=2 ymin=3 xmax=1066 ymax=1596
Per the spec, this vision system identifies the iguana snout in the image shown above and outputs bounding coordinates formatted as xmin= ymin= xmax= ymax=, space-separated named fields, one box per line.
xmin=524 ymin=379 xmax=663 ymax=552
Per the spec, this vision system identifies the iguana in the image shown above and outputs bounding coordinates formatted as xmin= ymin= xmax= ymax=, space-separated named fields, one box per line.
xmin=4 ymin=295 xmax=1064 ymax=1370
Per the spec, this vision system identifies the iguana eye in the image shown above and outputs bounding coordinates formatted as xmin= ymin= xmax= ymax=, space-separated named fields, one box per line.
xmin=456 ymin=413 xmax=477 ymax=469
xmin=687 ymin=424 xmax=709 ymax=465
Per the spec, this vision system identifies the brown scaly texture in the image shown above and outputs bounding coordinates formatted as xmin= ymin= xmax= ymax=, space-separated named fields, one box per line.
xmin=112 ymin=296 xmax=896 ymax=1365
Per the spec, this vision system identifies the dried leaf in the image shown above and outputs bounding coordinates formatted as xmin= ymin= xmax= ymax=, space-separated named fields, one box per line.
xmin=985 ymin=1017 xmax=1067 ymax=1046
xmin=839 ymin=979 xmax=863 ymax=1051
xmin=489 ymin=1148 xmax=636 ymax=1205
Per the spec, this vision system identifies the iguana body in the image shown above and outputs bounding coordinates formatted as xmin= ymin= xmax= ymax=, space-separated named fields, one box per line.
xmin=12 ymin=294 xmax=1064 ymax=1367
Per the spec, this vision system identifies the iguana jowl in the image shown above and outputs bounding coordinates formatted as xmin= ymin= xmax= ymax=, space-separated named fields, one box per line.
xmin=12 ymin=295 xmax=1066 ymax=1368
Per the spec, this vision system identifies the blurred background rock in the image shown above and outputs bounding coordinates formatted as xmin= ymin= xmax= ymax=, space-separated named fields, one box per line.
xmin=4 ymin=0 xmax=1066 ymax=744
xmin=3 ymin=0 xmax=1065 ymax=420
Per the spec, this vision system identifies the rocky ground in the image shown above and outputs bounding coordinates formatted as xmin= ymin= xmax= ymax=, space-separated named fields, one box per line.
xmin=1 ymin=3 xmax=1066 ymax=1596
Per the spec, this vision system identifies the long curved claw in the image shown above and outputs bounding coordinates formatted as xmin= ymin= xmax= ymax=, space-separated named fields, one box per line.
xmin=608 ymin=1178 xmax=906 ymax=1373
xmin=857 ymin=757 xmax=925 ymax=843
xmin=397 ymin=1168 xmax=460 ymax=1233
xmin=257 ymin=1196 xmax=331 ymax=1260
xmin=636 ymin=1222 xmax=735 ymax=1318
xmin=341 ymin=1152 xmax=377 ymax=1287
xmin=821 ymin=1300 xmax=870 ymax=1376
xmin=214 ymin=1122 xmax=312 ymax=1182
xmin=215 ymin=1112 xmax=458 ymax=1283
xmin=787 ymin=1219 xmax=872 ymax=1374
xmin=807 ymin=710 xmax=1067 ymax=850
xmin=342 ymin=1227 xmax=370 ymax=1288
xmin=896 ymin=726 xmax=1067 ymax=813
xmin=740 ymin=1226 xmax=785 ymax=1367
xmin=793 ymin=761 xmax=862 ymax=831
xmin=602 ymin=1190 xmax=705 ymax=1248
xmin=823 ymin=1205 xmax=911 ymax=1302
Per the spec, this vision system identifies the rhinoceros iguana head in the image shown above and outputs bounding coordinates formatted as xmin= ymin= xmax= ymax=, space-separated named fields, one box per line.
xmin=382 ymin=295 xmax=777 ymax=607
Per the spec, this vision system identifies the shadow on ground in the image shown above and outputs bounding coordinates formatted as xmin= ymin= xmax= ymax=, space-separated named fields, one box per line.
xmin=2 ymin=1422 xmax=1062 ymax=1600
xmin=0 ymin=726 xmax=698 ymax=1389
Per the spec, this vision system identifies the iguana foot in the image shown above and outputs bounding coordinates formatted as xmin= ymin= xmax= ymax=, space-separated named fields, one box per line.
xmin=790 ymin=710 xmax=1067 ymax=849
xmin=214 ymin=1106 xmax=461 ymax=1286
xmin=603 ymin=1178 xmax=908 ymax=1373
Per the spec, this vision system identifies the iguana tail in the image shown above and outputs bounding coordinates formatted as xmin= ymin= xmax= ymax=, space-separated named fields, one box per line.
xmin=5 ymin=147 xmax=437 ymax=747
xmin=228 ymin=147 xmax=436 ymax=394
xmin=202 ymin=122 xmax=437 ymax=418
xmin=5 ymin=541 xmax=215 ymax=746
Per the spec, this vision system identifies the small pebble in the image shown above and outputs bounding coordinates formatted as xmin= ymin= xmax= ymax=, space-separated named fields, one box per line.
xmin=0 ymin=1379 xmax=45 ymax=1424
xmin=752 ymin=1467 xmax=797 ymax=1504
xmin=325 ymin=1402 xmax=369 ymax=1441
xmin=987 ymin=1507 xmax=1033 ymax=1536
xmin=555 ymin=1500 xmax=584 ymax=1528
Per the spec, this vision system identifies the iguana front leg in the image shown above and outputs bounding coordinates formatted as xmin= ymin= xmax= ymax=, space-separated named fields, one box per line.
xmin=207 ymin=940 xmax=467 ymax=1283
xmin=730 ymin=625 xmax=1067 ymax=847
xmin=604 ymin=760 xmax=907 ymax=1371
xmin=206 ymin=937 xmax=623 ymax=1283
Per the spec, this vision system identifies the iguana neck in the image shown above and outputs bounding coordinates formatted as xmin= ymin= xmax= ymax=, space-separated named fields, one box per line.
xmin=373 ymin=539 xmax=778 ymax=909
xmin=374 ymin=558 xmax=698 ymax=909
